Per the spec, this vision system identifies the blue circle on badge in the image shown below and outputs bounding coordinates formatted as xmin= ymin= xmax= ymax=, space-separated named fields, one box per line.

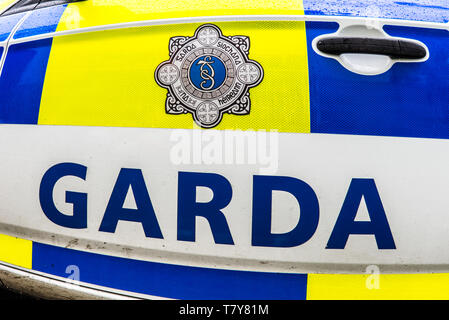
xmin=189 ymin=55 xmax=227 ymax=91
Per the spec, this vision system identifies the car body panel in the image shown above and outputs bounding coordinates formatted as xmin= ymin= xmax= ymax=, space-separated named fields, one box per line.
xmin=307 ymin=22 xmax=449 ymax=139
xmin=302 ymin=0 xmax=449 ymax=23
xmin=0 ymin=0 xmax=448 ymax=299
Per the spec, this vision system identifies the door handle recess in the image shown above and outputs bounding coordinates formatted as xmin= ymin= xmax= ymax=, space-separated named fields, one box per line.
xmin=316 ymin=37 xmax=427 ymax=60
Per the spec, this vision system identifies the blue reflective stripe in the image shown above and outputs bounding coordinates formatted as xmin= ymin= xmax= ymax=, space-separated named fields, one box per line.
xmin=0 ymin=12 xmax=26 ymax=42
xmin=0 ymin=5 xmax=67 ymax=125
xmin=307 ymin=21 xmax=449 ymax=140
xmin=0 ymin=39 xmax=53 ymax=124
xmin=13 ymin=4 xmax=67 ymax=39
xmin=303 ymin=0 xmax=449 ymax=23
xmin=32 ymin=242 xmax=308 ymax=299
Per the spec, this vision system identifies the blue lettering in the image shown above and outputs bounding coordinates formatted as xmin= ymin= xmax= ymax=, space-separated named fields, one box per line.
xmin=252 ymin=175 xmax=319 ymax=247
xmin=326 ymin=179 xmax=395 ymax=249
xmin=40 ymin=163 xmax=395 ymax=251
xmin=177 ymin=172 xmax=234 ymax=244
xmin=39 ymin=162 xmax=87 ymax=229
xmin=99 ymin=168 xmax=163 ymax=239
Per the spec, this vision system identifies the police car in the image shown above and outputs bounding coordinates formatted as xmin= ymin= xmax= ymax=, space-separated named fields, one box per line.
xmin=0 ymin=0 xmax=447 ymax=300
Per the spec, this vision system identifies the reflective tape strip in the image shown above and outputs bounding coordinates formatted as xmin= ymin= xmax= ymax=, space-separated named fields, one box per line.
xmin=0 ymin=5 xmax=67 ymax=125
xmin=0 ymin=38 xmax=55 ymax=124
xmin=0 ymin=234 xmax=32 ymax=269
xmin=306 ymin=22 xmax=449 ymax=140
xmin=1 ymin=233 xmax=449 ymax=299
xmin=31 ymin=242 xmax=307 ymax=299
xmin=38 ymin=20 xmax=311 ymax=133
xmin=307 ymin=273 xmax=449 ymax=300
xmin=55 ymin=0 xmax=305 ymax=31
xmin=3 ymin=1 xmax=447 ymax=137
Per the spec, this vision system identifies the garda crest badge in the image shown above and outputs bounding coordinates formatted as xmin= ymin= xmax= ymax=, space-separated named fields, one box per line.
xmin=155 ymin=24 xmax=263 ymax=128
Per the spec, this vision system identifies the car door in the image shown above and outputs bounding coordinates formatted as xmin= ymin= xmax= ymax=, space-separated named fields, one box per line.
xmin=0 ymin=0 xmax=448 ymax=300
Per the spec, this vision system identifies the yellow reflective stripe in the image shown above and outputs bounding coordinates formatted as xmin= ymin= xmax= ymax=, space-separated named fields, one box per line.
xmin=307 ymin=273 xmax=449 ymax=300
xmin=2 ymin=230 xmax=449 ymax=299
xmin=56 ymin=0 xmax=304 ymax=31
xmin=0 ymin=234 xmax=32 ymax=269
xmin=39 ymin=21 xmax=310 ymax=133
xmin=0 ymin=0 xmax=18 ymax=14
